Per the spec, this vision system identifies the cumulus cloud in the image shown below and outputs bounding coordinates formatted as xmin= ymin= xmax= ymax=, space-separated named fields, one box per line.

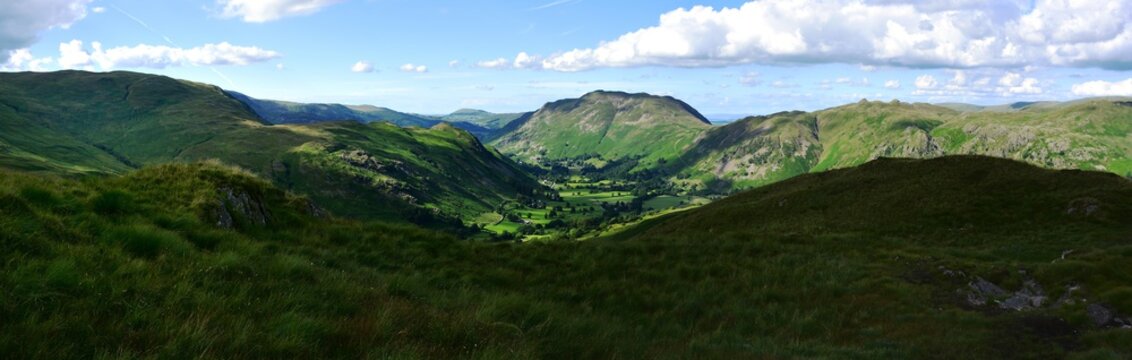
xmin=884 ymin=80 xmax=901 ymax=89
xmin=512 ymin=52 xmax=540 ymax=69
xmin=1 ymin=49 xmax=54 ymax=71
xmin=351 ymin=60 xmax=373 ymax=73
xmin=912 ymin=70 xmax=1043 ymax=97
xmin=0 ymin=0 xmax=92 ymax=63
xmin=448 ymin=59 xmax=460 ymax=67
xmin=476 ymin=58 xmax=509 ymax=69
xmin=91 ymin=6 xmax=105 ymax=13
xmin=56 ymin=40 xmax=280 ymax=70
xmin=216 ymin=0 xmax=345 ymax=23
xmin=1072 ymin=78 xmax=1132 ymax=96
xmin=994 ymin=72 xmax=1042 ymax=94
xmin=400 ymin=63 xmax=427 ymax=73
xmin=485 ymin=0 xmax=1132 ymax=71
xmin=914 ymin=75 xmax=938 ymax=89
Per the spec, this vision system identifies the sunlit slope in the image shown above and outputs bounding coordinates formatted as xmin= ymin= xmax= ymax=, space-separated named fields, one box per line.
xmin=492 ymin=90 xmax=712 ymax=168
xmin=0 ymin=70 xmax=543 ymax=223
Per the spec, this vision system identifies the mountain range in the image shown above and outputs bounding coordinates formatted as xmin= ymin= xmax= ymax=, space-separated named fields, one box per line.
xmin=3 ymin=69 xmax=1132 ymax=357
xmin=0 ymin=70 xmax=543 ymax=227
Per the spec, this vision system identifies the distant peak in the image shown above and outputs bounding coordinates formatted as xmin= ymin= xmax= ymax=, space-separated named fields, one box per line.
xmin=451 ymin=108 xmax=488 ymax=114
xmin=545 ymin=90 xmax=711 ymax=125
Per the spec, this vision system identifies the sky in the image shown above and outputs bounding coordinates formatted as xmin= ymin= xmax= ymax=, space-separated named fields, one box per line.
xmin=4 ymin=0 xmax=1132 ymax=117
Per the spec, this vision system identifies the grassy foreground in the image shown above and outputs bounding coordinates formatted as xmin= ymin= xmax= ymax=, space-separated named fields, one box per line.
xmin=2 ymin=156 xmax=1131 ymax=358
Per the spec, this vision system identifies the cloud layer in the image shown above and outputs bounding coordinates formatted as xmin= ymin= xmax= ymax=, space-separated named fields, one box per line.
xmin=487 ymin=0 xmax=1132 ymax=71
xmin=1072 ymin=78 xmax=1132 ymax=96
xmin=217 ymin=0 xmax=345 ymax=23
xmin=0 ymin=0 xmax=91 ymax=63
xmin=57 ymin=40 xmax=281 ymax=69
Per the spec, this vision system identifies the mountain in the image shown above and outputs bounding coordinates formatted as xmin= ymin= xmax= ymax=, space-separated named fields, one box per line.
xmin=227 ymin=92 xmax=499 ymax=138
xmin=4 ymin=156 xmax=1130 ymax=358
xmin=0 ymin=70 xmax=543 ymax=224
xmin=670 ymin=98 xmax=1132 ymax=192
xmin=421 ymin=108 xmax=528 ymax=130
xmin=226 ymin=91 xmax=437 ymax=127
xmin=490 ymin=90 xmax=712 ymax=169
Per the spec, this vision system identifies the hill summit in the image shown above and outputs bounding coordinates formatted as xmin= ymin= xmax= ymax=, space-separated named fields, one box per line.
xmin=491 ymin=90 xmax=711 ymax=167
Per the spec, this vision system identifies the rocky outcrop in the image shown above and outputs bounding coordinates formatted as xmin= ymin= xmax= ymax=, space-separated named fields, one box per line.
xmin=214 ymin=186 xmax=271 ymax=229
xmin=949 ymin=267 xmax=1131 ymax=330
xmin=1087 ymin=304 xmax=1132 ymax=328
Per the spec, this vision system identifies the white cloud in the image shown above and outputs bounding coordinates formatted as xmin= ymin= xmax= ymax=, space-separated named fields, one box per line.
xmin=884 ymin=80 xmax=901 ymax=89
xmin=1072 ymin=78 xmax=1132 ymax=96
xmin=57 ymin=40 xmax=281 ymax=70
xmin=276 ymin=63 xmax=285 ymax=70
xmin=400 ymin=63 xmax=427 ymax=73
xmin=859 ymin=64 xmax=876 ymax=72
xmin=1 ymin=49 xmax=54 ymax=71
xmin=739 ymin=71 xmax=759 ymax=86
xmin=948 ymin=70 xmax=967 ymax=87
xmin=351 ymin=61 xmax=373 ymax=73
xmin=91 ymin=6 xmax=105 ymax=13
xmin=512 ymin=52 xmax=540 ymax=69
xmin=912 ymin=70 xmax=1043 ymax=97
xmin=1005 ymin=77 xmax=1042 ymax=94
xmin=216 ymin=0 xmax=345 ymax=23
xmin=914 ymin=75 xmax=938 ymax=89
xmin=998 ymin=72 xmax=1022 ymax=87
xmin=489 ymin=0 xmax=1132 ymax=71
xmin=448 ymin=59 xmax=460 ymax=67
xmin=835 ymin=77 xmax=852 ymax=84
xmin=994 ymin=72 xmax=1041 ymax=94
xmin=476 ymin=57 xmax=510 ymax=69
xmin=0 ymin=0 xmax=92 ymax=63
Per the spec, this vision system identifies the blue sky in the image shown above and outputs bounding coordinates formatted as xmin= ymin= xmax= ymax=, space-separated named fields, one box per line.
xmin=4 ymin=0 xmax=1132 ymax=117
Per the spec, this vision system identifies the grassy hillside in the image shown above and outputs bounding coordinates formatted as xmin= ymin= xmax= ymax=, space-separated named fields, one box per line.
xmin=228 ymin=92 xmax=498 ymax=138
xmin=675 ymin=98 xmax=1132 ymax=191
xmin=491 ymin=91 xmax=712 ymax=169
xmin=420 ymin=108 xmax=528 ymax=130
xmin=227 ymin=91 xmax=437 ymax=127
xmin=4 ymin=157 xmax=1130 ymax=358
xmin=634 ymin=155 xmax=1132 ymax=357
xmin=0 ymin=71 xmax=543 ymax=224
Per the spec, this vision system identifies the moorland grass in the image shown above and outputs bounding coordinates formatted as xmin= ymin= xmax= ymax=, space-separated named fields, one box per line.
xmin=2 ymin=156 xmax=1131 ymax=358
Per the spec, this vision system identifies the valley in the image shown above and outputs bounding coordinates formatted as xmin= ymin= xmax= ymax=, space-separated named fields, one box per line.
xmin=1 ymin=70 xmax=1131 ymax=358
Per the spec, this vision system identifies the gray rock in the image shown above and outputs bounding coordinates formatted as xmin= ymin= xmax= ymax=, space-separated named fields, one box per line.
xmin=214 ymin=186 xmax=270 ymax=229
xmin=1067 ymin=198 xmax=1101 ymax=217
xmin=965 ymin=277 xmax=1008 ymax=307
xmin=1088 ymin=304 xmax=1115 ymax=327
xmin=971 ymin=277 xmax=1007 ymax=297
xmin=998 ymin=279 xmax=1047 ymax=311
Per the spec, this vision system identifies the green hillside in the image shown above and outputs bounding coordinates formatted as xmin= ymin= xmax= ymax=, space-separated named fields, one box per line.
xmin=228 ymin=92 xmax=498 ymax=138
xmin=421 ymin=108 xmax=528 ymax=130
xmin=226 ymin=91 xmax=437 ymax=127
xmin=491 ymin=90 xmax=712 ymax=169
xmin=631 ymin=155 xmax=1132 ymax=357
xmin=0 ymin=71 xmax=543 ymax=224
xmin=3 ymin=157 xmax=1130 ymax=358
xmin=672 ymin=99 xmax=1132 ymax=191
